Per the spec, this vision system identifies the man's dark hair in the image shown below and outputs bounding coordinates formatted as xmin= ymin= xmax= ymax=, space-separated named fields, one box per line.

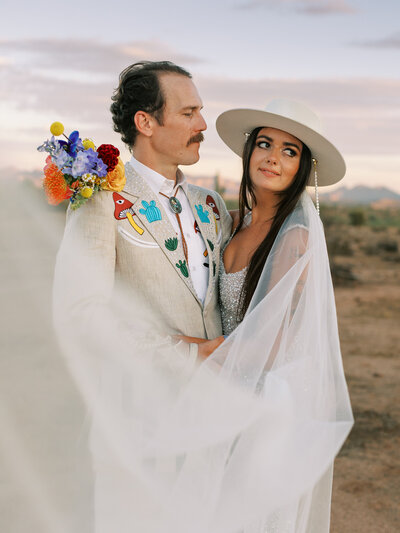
xmin=110 ymin=61 xmax=192 ymax=149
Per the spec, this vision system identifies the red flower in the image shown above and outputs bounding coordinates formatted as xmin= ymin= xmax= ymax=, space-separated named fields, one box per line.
xmin=97 ymin=144 xmax=120 ymax=172
xmin=43 ymin=162 xmax=72 ymax=205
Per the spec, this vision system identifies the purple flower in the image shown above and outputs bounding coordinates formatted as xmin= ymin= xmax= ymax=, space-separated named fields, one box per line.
xmin=83 ymin=148 xmax=108 ymax=177
xmin=93 ymin=158 xmax=108 ymax=177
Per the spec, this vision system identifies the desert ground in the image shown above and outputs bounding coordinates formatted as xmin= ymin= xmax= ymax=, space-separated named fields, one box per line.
xmin=1 ymin=181 xmax=399 ymax=531
xmin=326 ymin=221 xmax=400 ymax=532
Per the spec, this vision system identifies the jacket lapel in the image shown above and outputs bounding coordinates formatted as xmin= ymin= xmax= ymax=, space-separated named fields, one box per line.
xmin=123 ymin=163 xmax=200 ymax=301
xmin=187 ymin=185 xmax=220 ymax=307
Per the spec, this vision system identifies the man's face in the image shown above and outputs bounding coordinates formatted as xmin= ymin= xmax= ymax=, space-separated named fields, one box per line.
xmin=149 ymin=74 xmax=207 ymax=167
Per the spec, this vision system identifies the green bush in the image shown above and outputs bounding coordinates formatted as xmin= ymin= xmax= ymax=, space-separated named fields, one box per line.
xmin=349 ymin=209 xmax=366 ymax=226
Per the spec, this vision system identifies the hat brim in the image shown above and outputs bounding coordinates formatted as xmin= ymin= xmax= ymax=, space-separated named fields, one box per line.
xmin=216 ymin=109 xmax=346 ymax=186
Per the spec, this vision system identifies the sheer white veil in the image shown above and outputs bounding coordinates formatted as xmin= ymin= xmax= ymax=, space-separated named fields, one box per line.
xmin=52 ymin=190 xmax=352 ymax=532
xmin=1 ymin=180 xmax=352 ymax=532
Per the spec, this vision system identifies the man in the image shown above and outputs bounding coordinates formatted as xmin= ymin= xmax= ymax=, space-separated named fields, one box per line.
xmin=52 ymin=61 xmax=231 ymax=532
xmin=54 ymin=61 xmax=231 ymax=361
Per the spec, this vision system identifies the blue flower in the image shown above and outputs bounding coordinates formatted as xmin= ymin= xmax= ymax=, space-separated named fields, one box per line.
xmin=52 ymin=147 xmax=71 ymax=169
xmin=71 ymin=150 xmax=91 ymax=178
xmin=37 ymin=136 xmax=58 ymax=154
xmin=68 ymin=130 xmax=80 ymax=157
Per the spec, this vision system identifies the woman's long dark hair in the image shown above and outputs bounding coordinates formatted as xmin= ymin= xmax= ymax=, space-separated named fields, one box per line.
xmin=236 ymin=127 xmax=312 ymax=320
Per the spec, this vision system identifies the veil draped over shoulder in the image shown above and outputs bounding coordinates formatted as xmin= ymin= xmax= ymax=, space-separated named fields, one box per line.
xmin=1 ymin=182 xmax=352 ymax=533
xmin=53 ymin=190 xmax=352 ymax=533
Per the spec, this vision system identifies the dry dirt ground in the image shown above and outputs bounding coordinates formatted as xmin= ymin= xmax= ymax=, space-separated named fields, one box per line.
xmin=329 ymin=226 xmax=400 ymax=532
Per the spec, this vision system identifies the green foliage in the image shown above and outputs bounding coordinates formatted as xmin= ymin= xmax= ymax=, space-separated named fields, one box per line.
xmin=319 ymin=204 xmax=348 ymax=227
xmin=214 ymin=173 xmax=226 ymax=197
xmin=326 ymin=235 xmax=353 ymax=257
xmin=349 ymin=209 xmax=366 ymax=226
xmin=224 ymin=198 xmax=239 ymax=211
xmin=320 ymin=203 xmax=400 ymax=229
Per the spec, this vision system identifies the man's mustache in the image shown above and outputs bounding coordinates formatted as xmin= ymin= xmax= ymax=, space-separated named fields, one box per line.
xmin=187 ymin=133 xmax=204 ymax=146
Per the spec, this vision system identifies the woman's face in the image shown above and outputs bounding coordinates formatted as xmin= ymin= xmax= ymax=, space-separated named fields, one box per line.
xmin=249 ymin=127 xmax=303 ymax=195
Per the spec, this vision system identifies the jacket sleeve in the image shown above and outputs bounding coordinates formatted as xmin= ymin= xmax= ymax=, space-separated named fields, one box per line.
xmin=53 ymin=191 xmax=117 ymax=332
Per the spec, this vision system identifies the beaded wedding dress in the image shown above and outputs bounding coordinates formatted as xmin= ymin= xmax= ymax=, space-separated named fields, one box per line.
xmin=219 ymin=233 xmax=248 ymax=336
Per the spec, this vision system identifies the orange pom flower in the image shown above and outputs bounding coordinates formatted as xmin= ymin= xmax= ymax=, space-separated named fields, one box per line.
xmin=43 ymin=161 xmax=71 ymax=205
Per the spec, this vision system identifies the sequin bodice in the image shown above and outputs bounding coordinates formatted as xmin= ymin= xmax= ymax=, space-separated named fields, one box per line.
xmin=219 ymin=235 xmax=248 ymax=336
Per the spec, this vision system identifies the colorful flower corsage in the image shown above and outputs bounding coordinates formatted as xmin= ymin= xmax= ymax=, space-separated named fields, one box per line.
xmin=37 ymin=122 xmax=126 ymax=209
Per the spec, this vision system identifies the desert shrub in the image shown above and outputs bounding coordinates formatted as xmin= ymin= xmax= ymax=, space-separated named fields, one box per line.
xmin=326 ymin=234 xmax=353 ymax=256
xmin=320 ymin=204 xmax=348 ymax=227
xmin=362 ymin=238 xmax=399 ymax=256
xmin=377 ymin=238 xmax=398 ymax=253
xmin=349 ymin=209 xmax=366 ymax=226
xmin=382 ymin=253 xmax=400 ymax=263
xmin=372 ymin=226 xmax=386 ymax=233
xmin=330 ymin=262 xmax=359 ymax=285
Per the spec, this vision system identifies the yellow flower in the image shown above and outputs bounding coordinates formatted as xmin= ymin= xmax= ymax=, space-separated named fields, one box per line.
xmin=81 ymin=186 xmax=93 ymax=198
xmin=82 ymin=138 xmax=96 ymax=150
xmin=102 ymin=157 xmax=126 ymax=192
xmin=50 ymin=121 xmax=64 ymax=136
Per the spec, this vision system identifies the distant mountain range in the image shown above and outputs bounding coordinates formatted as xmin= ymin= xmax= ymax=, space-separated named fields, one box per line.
xmin=319 ymin=186 xmax=400 ymax=207
xmin=189 ymin=177 xmax=400 ymax=207
xmin=1 ymin=167 xmax=399 ymax=207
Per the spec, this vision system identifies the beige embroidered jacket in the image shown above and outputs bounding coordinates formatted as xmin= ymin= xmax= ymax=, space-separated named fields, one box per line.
xmin=53 ymin=162 xmax=232 ymax=364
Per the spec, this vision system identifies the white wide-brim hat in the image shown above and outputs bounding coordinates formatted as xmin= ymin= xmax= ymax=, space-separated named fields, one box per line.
xmin=216 ymin=99 xmax=346 ymax=186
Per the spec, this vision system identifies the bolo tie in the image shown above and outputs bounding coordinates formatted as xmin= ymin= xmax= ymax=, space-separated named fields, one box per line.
xmin=159 ymin=191 xmax=189 ymax=265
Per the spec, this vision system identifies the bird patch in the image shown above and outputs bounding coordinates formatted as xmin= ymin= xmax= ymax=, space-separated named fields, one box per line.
xmin=195 ymin=204 xmax=210 ymax=223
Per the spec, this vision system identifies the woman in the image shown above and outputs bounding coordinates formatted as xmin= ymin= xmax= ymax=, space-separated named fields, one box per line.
xmin=173 ymin=99 xmax=353 ymax=531
xmin=182 ymin=98 xmax=346 ymax=348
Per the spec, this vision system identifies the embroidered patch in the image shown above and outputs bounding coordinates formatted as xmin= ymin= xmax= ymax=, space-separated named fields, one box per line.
xmin=206 ymin=195 xmax=220 ymax=220
xmin=207 ymin=239 xmax=214 ymax=252
xmin=139 ymin=200 xmax=162 ymax=223
xmin=195 ymin=204 xmax=210 ymax=223
xmin=165 ymin=237 xmax=178 ymax=251
xmin=176 ymin=259 xmax=189 ymax=278
xmin=113 ymin=192 xmax=144 ymax=235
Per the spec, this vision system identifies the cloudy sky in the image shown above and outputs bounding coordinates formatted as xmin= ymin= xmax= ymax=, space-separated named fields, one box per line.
xmin=1 ymin=0 xmax=399 ymax=191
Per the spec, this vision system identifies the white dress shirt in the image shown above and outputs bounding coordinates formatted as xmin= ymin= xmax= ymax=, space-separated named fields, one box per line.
xmin=129 ymin=156 xmax=209 ymax=303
